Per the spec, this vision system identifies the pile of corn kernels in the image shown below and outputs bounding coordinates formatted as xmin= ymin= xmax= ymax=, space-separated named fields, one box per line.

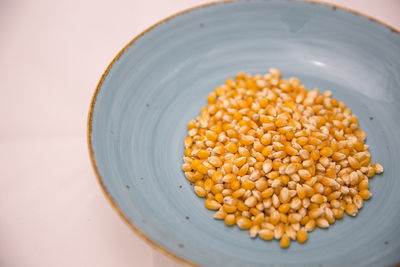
xmin=181 ymin=69 xmax=383 ymax=248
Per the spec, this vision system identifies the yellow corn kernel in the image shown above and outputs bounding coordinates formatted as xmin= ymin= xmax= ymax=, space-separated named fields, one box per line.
xmin=208 ymin=156 xmax=222 ymax=168
xmin=191 ymin=159 xmax=201 ymax=170
xmin=225 ymin=129 xmax=238 ymax=138
xmin=332 ymin=208 xmax=344 ymax=219
xmin=237 ymin=217 xmax=252 ymax=230
xmin=262 ymin=188 xmax=274 ymax=199
xmin=353 ymin=195 xmax=363 ymax=209
xmin=259 ymin=229 xmax=274 ymax=241
xmin=222 ymin=204 xmax=237 ymax=213
xmin=250 ymin=207 xmax=261 ymax=216
xmin=225 ymin=142 xmax=238 ymax=153
xmin=244 ymin=196 xmax=257 ymax=208
xmin=233 ymin=157 xmax=246 ymax=167
xmin=360 ymin=157 xmax=370 ymax=167
xmin=280 ymin=175 xmax=290 ymax=185
xmin=184 ymin=172 xmax=196 ymax=182
xmin=316 ymin=218 xmax=329 ymax=228
xmin=253 ymin=213 xmax=264 ymax=225
xmin=224 ymin=214 xmax=235 ymax=226
xmin=298 ymin=169 xmax=311 ymax=179
xmin=214 ymin=193 xmax=224 ymax=203
xmin=332 ymin=152 xmax=346 ymax=161
xmin=237 ymin=200 xmax=249 ymax=211
xmin=213 ymin=145 xmax=225 ymax=155
xmin=184 ymin=137 xmax=193 ymax=148
xmin=359 ymin=189 xmax=371 ymax=200
xmin=207 ymin=92 xmax=217 ymax=103
xmin=255 ymin=179 xmax=268 ymax=191
xmin=232 ymin=188 xmax=245 ymax=198
xmin=222 ymin=163 xmax=233 ymax=174
xmin=321 ymin=177 xmax=337 ymax=187
xmin=278 ymin=203 xmax=290 ymax=214
xmin=210 ymin=124 xmax=222 ymax=134
xmin=305 ymin=219 xmax=316 ymax=232
xmin=204 ymin=179 xmax=213 ymax=192
xmin=194 ymin=186 xmax=207 ymax=198
xmin=195 ymin=180 xmax=204 ymax=188
xmin=345 ymin=203 xmax=358 ymax=216
xmin=300 ymin=215 xmax=310 ymax=226
xmin=197 ymin=149 xmax=210 ymax=159
xmin=359 ymin=179 xmax=369 ymax=190
xmin=231 ymin=179 xmax=241 ymax=191
xmin=296 ymin=184 xmax=306 ymax=199
xmin=211 ymin=171 xmax=223 ymax=183
xmin=214 ymin=87 xmax=224 ymax=97
xmin=205 ymin=199 xmax=221 ymax=210
xmin=372 ymin=163 xmax=384 ymax=174
xmin=267 ymin=171 xmax=280 ymax=179
xmin=187 ymin=120 xmax=197 ymax=130
xmin=280 ymin=234 xmax=290 ymax=248
xmin=275 ymin=118 xmax=288 ymax=127
xmin=326 ymin=168 xmax=336 ymax=178
xmin=238 ymin=163 xmax=250 ymax=176
xmin=242 ymin=180 xmax=255 ymax=190
xmin=240 ymin=135 xmax=254 ymax=146
xmin=303 ymin=185 xmax=315 ymax=197
xmin=260 ymin=115 xmax=271 ymax=124
xmin=205 ymin=130 xmax=218 ymax=141
xmin=273 ymin=161 xmax=283 ymax=171
xmin=197 ymin=164 xmax=208 ymax=175
xmin=192 ymin=171 xmax=204 ymax=180
xmin=223 ymin=173 xmax=237 ymax=183
xmin=354 ymin=130 xmax=366 ymax=141
xmin=348 ymin=156 xmax=361 ymax=170
xmin=279 ymin=187 xmax=290 ymax=204
xmin=327 ymin=191 xmax=341 ymax=201
xmin=288 ymin=213 xmax=302 ymax=224
xmin=182 ymin=163 xmax=192 ymax=172
xmin=308 ymin=136 xmax=321 ymax=146
xmin=254 ymin=152 xmax=265 ymax=162
xmin=260 ymin=146 xmax=272 ymax=157
xmin=353 ymin=140 xmax=363 ymax=151
xmin=309 ymin=208 xmax=324 ymax=220
xmin=213 ymin=209 xmax=227 ymax=220
xmin=259 ymin=98 xmax=268 ymax=108
xmin=285 ymin=145 xmax=297 ymax=157
xmin=184 ymin=148 xmax=192 ymax=157
xmin=296 ymin=228 xmax=308 ymax=243
xmin=297 ymin=137 xmax=308 ymax=146
xmin=285 ymin=131 xmax=294 ymax=141
xmin=319 ymin=147 xmax=333 ymax=157
xmin=340 ymin=148 xmax=350 ymax=157
xmin=259 ymin=133 xmax=272 ymax=146
xmin=366 ymin=166 xmax=376 ymax=178
xmin=311 ymin=194 xmax=325 ymax=204
xmin=270 ymin=211 xmax=281 ymax=225
xmin=280 ymin=213 xmax=288 ymax=224
xmin=310 ymin=150 xmax=320 ymax=161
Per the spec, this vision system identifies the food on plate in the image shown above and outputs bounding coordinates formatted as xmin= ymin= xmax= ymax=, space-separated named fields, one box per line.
xmin=182 ymin=68 xmax=383 ymax=248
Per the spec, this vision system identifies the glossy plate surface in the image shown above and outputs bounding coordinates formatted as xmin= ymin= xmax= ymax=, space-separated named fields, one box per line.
xmin=88 ymin=1 xmax=400 ymax=266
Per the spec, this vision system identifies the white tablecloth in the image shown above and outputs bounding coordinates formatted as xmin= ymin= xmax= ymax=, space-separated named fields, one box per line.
xmin=1 ymin=0 xmax=399 ymax=266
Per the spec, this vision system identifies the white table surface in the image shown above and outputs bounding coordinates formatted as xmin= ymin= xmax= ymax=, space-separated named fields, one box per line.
xmin=1 ymin=0 xmax=399 ymax=266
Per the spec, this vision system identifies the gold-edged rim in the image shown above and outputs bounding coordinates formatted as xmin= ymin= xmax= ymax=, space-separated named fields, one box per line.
xmin=87 ymin=1 xmax=399 ymax=266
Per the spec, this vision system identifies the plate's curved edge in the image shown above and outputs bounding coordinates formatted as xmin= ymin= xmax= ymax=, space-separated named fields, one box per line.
xmin=299 ymin=0 xmax=399 ymax=34
xmin=86 ymin=1 xmax=400 ymax=266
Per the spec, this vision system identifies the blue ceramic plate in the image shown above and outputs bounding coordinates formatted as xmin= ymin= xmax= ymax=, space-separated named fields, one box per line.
xmin=88 ymin=1 xmax=400 ymax=266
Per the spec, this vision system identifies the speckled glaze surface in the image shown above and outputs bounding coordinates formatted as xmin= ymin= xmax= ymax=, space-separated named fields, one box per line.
xmin=88 ymin=1 xmax=400 ymax=266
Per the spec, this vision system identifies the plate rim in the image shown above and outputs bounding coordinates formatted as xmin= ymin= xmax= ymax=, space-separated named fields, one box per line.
xmin=86 ymin=1 xmax=400 ymax=266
